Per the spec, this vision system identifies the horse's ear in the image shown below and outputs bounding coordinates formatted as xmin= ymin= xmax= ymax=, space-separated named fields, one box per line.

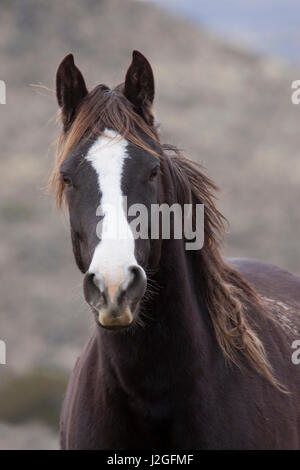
xmin=124 ymin=50 xmax=155 ymax=125
xmin=56 ymin=54 xmax=88 ymax=132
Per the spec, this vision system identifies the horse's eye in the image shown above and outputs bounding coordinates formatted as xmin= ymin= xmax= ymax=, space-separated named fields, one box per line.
xmin=149 ymin=166 xmax=159 ymax=181
xmin=61 ymin=174 xmax=72 ymax=186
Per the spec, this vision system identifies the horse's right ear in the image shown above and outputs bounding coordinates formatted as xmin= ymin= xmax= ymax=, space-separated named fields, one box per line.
xmin=124 ymin=50 xmax=155 ymax=125
xmin=56 ymin=54 xmax=88 ymax=132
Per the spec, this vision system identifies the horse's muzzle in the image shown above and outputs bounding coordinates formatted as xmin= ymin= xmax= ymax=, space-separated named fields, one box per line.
xmin=83 ymin=265 xmax=147 ymax=328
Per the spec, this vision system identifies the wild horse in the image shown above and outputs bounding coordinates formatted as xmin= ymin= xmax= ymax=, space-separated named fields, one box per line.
xmin=51 ymin=51 xmax=300 ymax=449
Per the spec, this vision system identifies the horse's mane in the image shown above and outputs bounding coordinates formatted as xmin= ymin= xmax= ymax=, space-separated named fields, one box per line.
xmin=50 ymin=84 xmax=284 ymax=391
xmin=163 ymin=149 xmax=285 ymax=391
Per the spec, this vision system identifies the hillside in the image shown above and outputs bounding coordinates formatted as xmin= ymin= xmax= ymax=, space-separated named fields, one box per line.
xmin=0 ymin=0 xmax=300 ymax=448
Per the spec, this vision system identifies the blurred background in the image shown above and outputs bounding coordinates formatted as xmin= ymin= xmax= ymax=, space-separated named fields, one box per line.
xmin=0 ymin=0 xmax=300 ymax=449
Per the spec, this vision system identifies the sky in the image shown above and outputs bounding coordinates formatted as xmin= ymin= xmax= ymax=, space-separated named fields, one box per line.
xmin=154 ymin=0 xmax=300 ymax=64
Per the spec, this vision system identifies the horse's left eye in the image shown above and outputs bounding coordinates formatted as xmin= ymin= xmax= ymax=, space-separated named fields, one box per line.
xmin=149 ymin=166 xmax=159 ymax=181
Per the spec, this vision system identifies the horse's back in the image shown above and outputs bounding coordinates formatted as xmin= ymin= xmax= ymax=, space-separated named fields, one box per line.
xmin=229 ymin=258 xmax=300 ymax=335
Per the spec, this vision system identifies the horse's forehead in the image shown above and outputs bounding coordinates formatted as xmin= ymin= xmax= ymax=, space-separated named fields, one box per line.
xmin=83 ymin=131 xmax=156 ymax=186
xmin=85 ymin=130 xmax=129 ymax=183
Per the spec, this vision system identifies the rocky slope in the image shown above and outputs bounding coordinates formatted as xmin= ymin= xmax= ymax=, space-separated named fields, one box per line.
xmin=0 ymin=0 xmax=299 ymax=448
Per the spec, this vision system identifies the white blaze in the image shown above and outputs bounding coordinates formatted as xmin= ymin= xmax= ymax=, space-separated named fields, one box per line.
xmin=86 ymin=129 xmax=137 ymax=287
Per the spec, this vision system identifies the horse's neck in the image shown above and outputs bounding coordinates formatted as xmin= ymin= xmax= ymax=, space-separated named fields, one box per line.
xmin=96 ymin=240 xmax=216 ymax=396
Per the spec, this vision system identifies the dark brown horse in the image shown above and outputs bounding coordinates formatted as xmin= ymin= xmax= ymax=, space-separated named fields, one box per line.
xmin=51 ymin=51 xmax=300 ymax=449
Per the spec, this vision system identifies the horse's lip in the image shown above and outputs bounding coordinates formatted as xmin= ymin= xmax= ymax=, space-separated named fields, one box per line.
xmin=90 ymin=297 xmax=142 ymax=330
xmin=91 ymin=308 xmax=136 ymax=331
xmin=96 ymin=321 xmax=132 ymax=331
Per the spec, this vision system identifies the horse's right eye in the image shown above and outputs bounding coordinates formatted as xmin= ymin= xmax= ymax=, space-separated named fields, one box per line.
xmin=61 ymin=174 xmax=72 ymax=186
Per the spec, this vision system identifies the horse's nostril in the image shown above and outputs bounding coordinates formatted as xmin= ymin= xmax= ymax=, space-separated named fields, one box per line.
xmin=93 ymin=272 xmax=107 ymax=295
xmin=124 ymin=265 xmax=147 ymax=301
xmin=84 ymin=266 xmax=146 ymax=317
xmin=128 ymin=265 xmax=142 ymax=278
xmin=83 ymin=272 xmax=107 ymax=307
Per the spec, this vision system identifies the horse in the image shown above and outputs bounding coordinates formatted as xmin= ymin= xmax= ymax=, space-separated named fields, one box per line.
xmin=51 ymin=50 xmax=300 ymax=449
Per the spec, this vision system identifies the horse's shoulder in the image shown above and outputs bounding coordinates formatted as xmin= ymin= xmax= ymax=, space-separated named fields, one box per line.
xmin=228 ymin=257 xmax=300 ymax=335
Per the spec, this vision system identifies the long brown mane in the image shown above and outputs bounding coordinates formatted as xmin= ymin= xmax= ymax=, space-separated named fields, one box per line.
xmin=50 ymin=84 xmax=284 ymax=391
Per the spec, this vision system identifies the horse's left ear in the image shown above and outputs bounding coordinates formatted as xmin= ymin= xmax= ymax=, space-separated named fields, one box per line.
xmin=124 ymin=50 xmax=155 ymax=125
xmin=56 ymin=53 xmax=88 ymax=132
